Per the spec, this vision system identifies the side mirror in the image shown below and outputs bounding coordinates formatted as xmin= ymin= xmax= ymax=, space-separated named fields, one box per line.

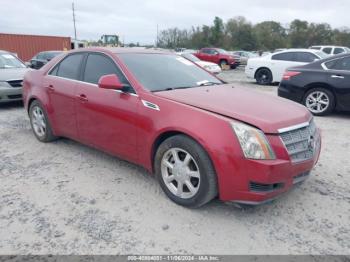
xmin=24 ymin=62 xmax=31 ymax=68
xmin=98 ymin=74 xmax=124 ymax=90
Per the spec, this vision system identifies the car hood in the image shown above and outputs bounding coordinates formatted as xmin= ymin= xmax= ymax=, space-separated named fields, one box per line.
xmin=155 ymin=84 xmax=311 ymax=134
xmin=0 ymin=68 xmax=30 ymax=81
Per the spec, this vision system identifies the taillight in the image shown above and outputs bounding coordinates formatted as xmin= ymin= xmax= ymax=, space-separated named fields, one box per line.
xmin=282 ymin=71 xmax=301 ymax=80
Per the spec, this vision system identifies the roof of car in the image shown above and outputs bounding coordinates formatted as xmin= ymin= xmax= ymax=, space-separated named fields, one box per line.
xmin=70 ymin=47 xmax=171 ymax=54
xmin=310 ymin=45 xmax=346 ymax=48
xmin=277 ymin=48 xmax=319 ymax=53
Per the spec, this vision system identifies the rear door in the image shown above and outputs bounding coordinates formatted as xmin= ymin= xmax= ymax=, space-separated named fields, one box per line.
xmin=75 ymin=52 xmax=139 ymax=162
xmin=43 ymin=53 xmax=85 ymax=139
xmin=271 ymin=52 xmax=300 ymax=81
xmin=325 ymin=57 xmax=350 ymax=110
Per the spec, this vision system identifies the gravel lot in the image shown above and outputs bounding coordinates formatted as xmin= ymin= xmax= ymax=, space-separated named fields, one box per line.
xmin=0 ymin=68 xmax=349 ymax=255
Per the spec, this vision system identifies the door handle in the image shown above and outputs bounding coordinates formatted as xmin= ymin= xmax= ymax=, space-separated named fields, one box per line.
xmin=47 ymin=84 xmax=55 ymax=92
xmin=77 ymin=94 xmax=88 ymax=102
xmin=331 ymin=75 xmax=344 ymax=79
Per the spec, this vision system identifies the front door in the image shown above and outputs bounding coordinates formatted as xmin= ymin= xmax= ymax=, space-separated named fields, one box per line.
xmin=75 ymin=52 xmax=139 ymax=162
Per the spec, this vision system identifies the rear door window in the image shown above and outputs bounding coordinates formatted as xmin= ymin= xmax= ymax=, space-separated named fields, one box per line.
xmin=334 ymin=48 xmax=345 ymax=55
xmin=53 ymin=53 xmax=85 ymax=80
xmin=325 ymin=57 xmax=350 ymax=71
xmin=334 ymin=57 xmax=350 ymax=71
xmin=295 ymin=52 xmax=318 ymax=63
xmin=272 ymin=52 xmax=295 ymax=61
xmin=322 ymin=47 xmax=332 ymax=54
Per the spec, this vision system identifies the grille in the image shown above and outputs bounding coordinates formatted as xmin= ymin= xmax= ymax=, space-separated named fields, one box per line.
xmin=7 ymin=79 xmax=23 ymax=88
xmin=8 ymin=94 xmax=22 ymax=99
xmin=280 ymin=120 xmax=319 ymax=163
xmin=249 ymin=182 xmax=284 ymax=193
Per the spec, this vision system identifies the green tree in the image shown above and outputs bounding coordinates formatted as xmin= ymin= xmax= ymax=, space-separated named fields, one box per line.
xmin=210 ymin=16 xmax=224 ymax=46
xmin=288 ymin=19 xmax=309 ymax=48
xmin=254 ymin=21 xmax=286 ymax=50
xmin=225 ymin=16 xmax=257 ymax=50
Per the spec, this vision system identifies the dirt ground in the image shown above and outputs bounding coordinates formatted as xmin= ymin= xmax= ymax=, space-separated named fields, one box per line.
xmin=0 ymin=68 xmax=349 ymax=255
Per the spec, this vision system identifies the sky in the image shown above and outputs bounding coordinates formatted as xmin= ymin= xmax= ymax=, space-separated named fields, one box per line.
xmin=1 ymin=0 xmax=349 ymax=44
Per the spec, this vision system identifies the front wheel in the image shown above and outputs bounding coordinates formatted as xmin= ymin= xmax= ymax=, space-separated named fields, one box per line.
xmin=303 ymin=88 xmax=335 ymax=116
xmin=219 ymin=60 xmax=228 ymax=69
xmin=154 ymin=135 xmax=218 ymax=208
xmin=255 ymin=68 xmax=272 ymax=85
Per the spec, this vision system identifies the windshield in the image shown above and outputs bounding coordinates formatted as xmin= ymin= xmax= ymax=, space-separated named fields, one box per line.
xmin=217 ymin=49 xmax=228 ymax=54
xmin=119 ymin=53 xmax=222 ymax=92
xmin=0 ymin=53 xmax=26 ymax=69
xmin=182 ymin=53 xmax=200 ymax=62
xmin=46 ymin=51 xmax=63 ymax=60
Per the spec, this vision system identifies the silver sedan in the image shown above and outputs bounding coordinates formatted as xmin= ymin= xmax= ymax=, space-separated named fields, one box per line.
xmin=0 ymin=50 xmax=30 ymax=103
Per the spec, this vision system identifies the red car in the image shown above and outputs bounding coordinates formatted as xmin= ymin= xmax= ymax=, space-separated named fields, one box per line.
xmin=23 ymin=48 xmax=321 ymax=208
xmin=194 ymin=48 xmax=239 ymax=69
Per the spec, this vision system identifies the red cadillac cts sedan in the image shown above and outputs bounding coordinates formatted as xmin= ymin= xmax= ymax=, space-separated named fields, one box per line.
xmin=23 ymin=48 xmax=321 ymax=207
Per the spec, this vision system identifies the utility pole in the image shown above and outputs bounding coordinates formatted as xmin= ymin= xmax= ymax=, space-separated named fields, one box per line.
xmin=156 ymin=24 xmax=159 ymax=47
xmin=72 ymin=2 xmax=77 ymax=41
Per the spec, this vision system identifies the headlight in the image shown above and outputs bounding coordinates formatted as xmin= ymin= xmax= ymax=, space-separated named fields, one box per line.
xmin=0 ymin=81 xmax=11 ymax=88
xmin=231 ymin=121 xmax=275 ymax=160
xmin=203 ymin=65 xmax=211 ymax=70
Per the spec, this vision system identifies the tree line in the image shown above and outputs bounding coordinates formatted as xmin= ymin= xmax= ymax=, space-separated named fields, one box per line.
xmin=157 ymin=16 xmax=350 ymax=51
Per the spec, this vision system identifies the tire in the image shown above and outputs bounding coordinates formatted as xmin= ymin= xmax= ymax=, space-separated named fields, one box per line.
xmin=29 ymin=100 xmax=58 ymax=142
xmin=219 ymin=60 xmax=228 ymax=69
xmin=154 ymin=135 xmax=218 ymax=208
xmin=255 ymin=68 xmax=273 ymax=85
xmin=303 ymin=88 xmax=335 ymax=116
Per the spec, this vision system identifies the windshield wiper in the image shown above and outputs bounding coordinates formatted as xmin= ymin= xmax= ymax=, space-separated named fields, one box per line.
xmin=153 ymin=86 xmax=194 ymax=92
xmin=196 ymin=80 xmax=221 ymax=86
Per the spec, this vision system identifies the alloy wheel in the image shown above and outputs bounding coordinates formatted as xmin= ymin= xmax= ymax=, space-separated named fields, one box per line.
xmin=31 ymin=106 xmax=47 ymax=137
xmin=256 ymin=69 xmax=271 ymax=84
xmin=305 ymin=91 xmax=330 ymax=114
xmin=161 ymin=148 xmax=200 ymax=199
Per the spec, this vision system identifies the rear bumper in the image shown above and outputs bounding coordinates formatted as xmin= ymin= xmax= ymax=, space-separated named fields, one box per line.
xmin=0 ymin=87 xmax=23 ymax=103
xmin=278 ymin=82 xmax=305 ymax=103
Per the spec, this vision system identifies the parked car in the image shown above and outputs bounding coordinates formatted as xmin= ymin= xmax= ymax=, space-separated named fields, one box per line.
xmin=194 ymin=48 xmax=239 ymax=69
xmin=309 ymin=45 xmax=350 ymax=56
xmin=245 ymin=49 xmax=328 ymax=85
xmin=231 ymin=51 xmax=257 ymax=65
xmin=29 ymin=51 xmax=63 ymax=69
xmin=181 ymin=53 xmax=221 ymax=74
xmin=278 ymin=53 xmax=350 ymax=116
xmin=0 ymin=50 xmax=30 ymax=103
xmin=23 ymin=48 xmax=321 ymax=207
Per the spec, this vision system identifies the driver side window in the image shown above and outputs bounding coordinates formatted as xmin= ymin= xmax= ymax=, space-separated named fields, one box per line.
xmin=83 ymin=53 xmax=135 ymax=93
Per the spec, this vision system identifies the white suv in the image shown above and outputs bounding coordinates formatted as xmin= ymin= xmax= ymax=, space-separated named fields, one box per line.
xmin=309 ymin=45 xmax=350 ymax=55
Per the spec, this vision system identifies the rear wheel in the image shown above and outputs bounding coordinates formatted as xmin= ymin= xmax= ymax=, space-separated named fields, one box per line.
xmin=155 ymin=135 xmax=217 ymax=208
xmin=29 ymin=100 xmax=58 ymax=142
xmin=303 ymin=88 xmax=335 ymax=116
xmin=256 ymin=68 xmax=272 ymax=85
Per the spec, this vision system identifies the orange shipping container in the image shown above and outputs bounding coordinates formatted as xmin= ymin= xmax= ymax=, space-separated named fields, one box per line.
xmin=0 ymin=33 xmax=71 ymax=61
